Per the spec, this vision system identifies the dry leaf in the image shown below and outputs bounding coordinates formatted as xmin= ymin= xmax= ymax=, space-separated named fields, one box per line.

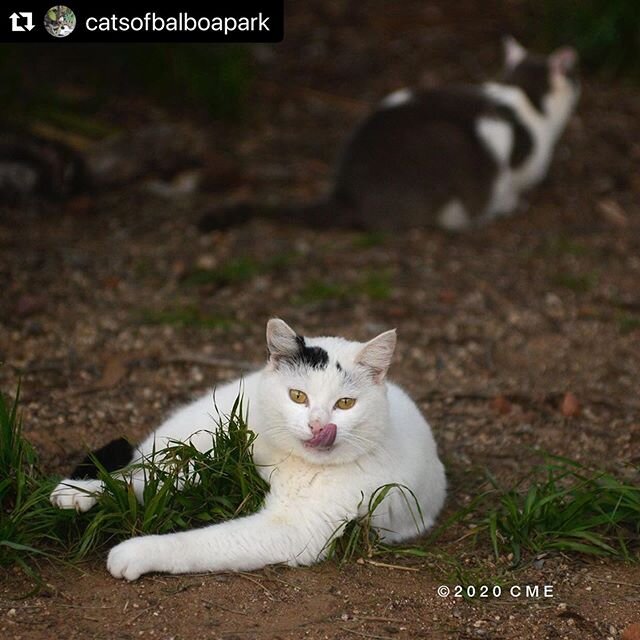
xmin=560 ymin=392 xmax=580 ymax=418
xmin=95 ymin=355 xmax=128 ymax=389
xmin=622 ymin=623 xmax=640 ymax=640
xmin=490 ymin=395 xmax=512 ymax=415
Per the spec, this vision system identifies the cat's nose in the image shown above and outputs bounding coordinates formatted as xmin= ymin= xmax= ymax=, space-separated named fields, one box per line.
xmin=309 ymin=420 xmax=328 ymax=436
xmin=309 ymin=422 xmax=337 ymax=437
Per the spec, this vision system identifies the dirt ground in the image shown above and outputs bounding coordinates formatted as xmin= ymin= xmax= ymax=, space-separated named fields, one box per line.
xmin=1 ymin=0 xmax=640 ymax=638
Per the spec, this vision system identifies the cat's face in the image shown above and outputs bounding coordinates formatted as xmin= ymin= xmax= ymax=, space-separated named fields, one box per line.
xmin=502 ymin=36 xmax=580 ymax=132
xmin=257 ymin=319 xmax=396 ymax=465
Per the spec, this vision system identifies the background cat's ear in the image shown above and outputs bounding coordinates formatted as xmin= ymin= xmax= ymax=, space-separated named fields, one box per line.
xmin=355 ymin=329 xmax=397 ymax=383
xmin=503 ymin=35 xmax=527 ymax=69
xmin=266 ymin=318 xmax=299 ymax=365
xmin=549 ymin=46 xmax=578 ymax=76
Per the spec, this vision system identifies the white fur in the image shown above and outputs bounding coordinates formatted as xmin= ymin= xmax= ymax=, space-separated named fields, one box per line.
xmin=437 ymin=199 xmax=471 ymax=231
xmin=503 ymin=36 xmax=527 ymax=69
xmin=50 ymin=479 xmax=103 ymax=512
xmin=51 ymin=322 xmax=446 ymax=581
xmin=479 ymin=73 xmax=578 ymax=221
xmin=476 ymin=117 xmax=513 ymax=166
xmin=380 ymin=88 xmax=413 ymax=109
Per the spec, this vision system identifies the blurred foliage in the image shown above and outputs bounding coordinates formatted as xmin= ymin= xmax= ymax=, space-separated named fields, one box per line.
xmin=531 ymin=0 xmax=640 ymax=77
xmin=0 ymin=44 xmax=251 ymax=130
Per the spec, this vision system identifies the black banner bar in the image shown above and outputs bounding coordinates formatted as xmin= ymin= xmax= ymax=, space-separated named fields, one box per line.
xmin=2 ymin=1 xmax=283 ymax=43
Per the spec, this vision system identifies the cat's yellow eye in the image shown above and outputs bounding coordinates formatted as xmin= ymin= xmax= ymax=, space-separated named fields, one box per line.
xmin=289 ymin=389 xmax=308 ymax=404
xmin=335 ymin=397 xmax=356 ymax=410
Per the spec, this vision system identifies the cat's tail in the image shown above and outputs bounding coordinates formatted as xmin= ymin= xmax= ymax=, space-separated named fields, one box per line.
xmin=197 ymin=198 xmax=360 ymax=232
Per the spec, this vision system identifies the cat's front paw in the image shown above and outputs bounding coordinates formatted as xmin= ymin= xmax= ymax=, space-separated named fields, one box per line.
xmin=107 ymin=537 xmax=163 ymax=581
xmin=50 ymin=479 xmax=102 ymax=512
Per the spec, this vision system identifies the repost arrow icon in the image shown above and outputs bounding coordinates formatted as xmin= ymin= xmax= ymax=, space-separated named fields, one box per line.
xmin=10 ymin=12 xmax=24 ymax=31
xmin=22 ymin=12 xmax=34 ymax=31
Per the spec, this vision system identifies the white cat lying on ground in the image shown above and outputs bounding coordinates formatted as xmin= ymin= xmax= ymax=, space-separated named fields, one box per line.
xmin=51 ymin=319 xmax=446 ymax=581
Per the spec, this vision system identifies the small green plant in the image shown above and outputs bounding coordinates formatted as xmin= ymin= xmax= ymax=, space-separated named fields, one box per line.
xmin=326 ymin=484 xmax=423 ymax=563
xmin=181 ymin=257 xmax=260 ymax=287
xmin=297 ymin=271 xmax=395 ymax=305
xmin=1 ymin=385 xmax=269 ymax=576
xmin=541 ymin=235 xmax=589 ymax=257
xmin=139 ymin=306 xmax=231 ymax=329
xmin=360 ymin=271 xmax=392 ymax=301
xmin=551 ymin=272 xmax=596 ymax=293
xmin=0 ymin=387 xmax=72 ymax=578
xmin=617 ymin=312 xmax=640 ymax=335
xmin=352 ymin=232 xmax=388 ymax=249
xmin=74 ymin=396 xmax=269 ymax=557
xmin=481 ymin=457 xmax=640 ymax=564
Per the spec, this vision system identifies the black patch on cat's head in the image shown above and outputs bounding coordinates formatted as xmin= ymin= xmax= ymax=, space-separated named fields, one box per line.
xmin=284 ymin=335 xmax=329 ymax=370
xmin=502 ymin=55 xmax=551 ymax=114
xmin=336 ymin=361 xmax=343 ymax=372
xmin=70 ymin=437 xmax=133 ymax=479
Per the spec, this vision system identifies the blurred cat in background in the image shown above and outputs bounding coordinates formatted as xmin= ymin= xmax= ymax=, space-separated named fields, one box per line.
xmin=200 ymin=37 xmax=580 ymax=232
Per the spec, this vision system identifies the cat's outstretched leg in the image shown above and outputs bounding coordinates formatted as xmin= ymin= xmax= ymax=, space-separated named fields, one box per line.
xmin=107 ymin=498 xmax=351 ymax=581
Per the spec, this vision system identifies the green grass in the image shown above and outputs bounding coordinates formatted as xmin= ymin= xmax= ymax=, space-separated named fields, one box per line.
xmin=617 ymin=312 xmax=640 ymax=335
xmin=477 ymin=457 xmax=640 ymax=565
xmin=181 ymin=254 xmax=298 ymax=289
xmin=181 ymin=258 xmax=260 ymax=287
xmin=0 ymin=386 xmax=269 ymax=578
xmin=352 ymin=232 xmax=388 ymax=249
xmin=297 ymin=270 xmax=393 ymax=305
xmin=326 ymin=484 xmax=423 ymax=563
xmin=541 ymin=235 xmax=589 ymax=258
xmin=550 ymin=272 xmax=596 ymax=294
xmin=73 ymin=396 xmax=269 ymax=557
xmin=139 ymin=306 xmax=231 ymax=329
xmin=0 ymin=386 xmax=74 ymax=579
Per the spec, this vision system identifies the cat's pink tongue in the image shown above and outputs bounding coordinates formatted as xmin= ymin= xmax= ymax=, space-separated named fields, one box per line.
xmin=305 ymin=423 xmax=337 ymax=449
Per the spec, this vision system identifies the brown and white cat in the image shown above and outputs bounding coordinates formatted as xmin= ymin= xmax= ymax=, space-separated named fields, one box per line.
xmin=200 ymin=37 xmax=579 ymax=232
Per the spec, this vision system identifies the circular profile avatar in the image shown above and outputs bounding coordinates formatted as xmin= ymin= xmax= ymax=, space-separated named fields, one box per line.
xmin=44 ymin=6 xmax=77 ymax=38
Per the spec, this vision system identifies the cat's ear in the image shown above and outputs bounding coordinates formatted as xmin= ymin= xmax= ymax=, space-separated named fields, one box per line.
xmin=266 ymin=318 xmax=299 ymax=366
xmin=549 ymin=46 xmax=578 ymax=76
xmin=503 ymin=35 xmax=527 ymax=69
xmin=355 ymin=329 xmax=397 ymax=383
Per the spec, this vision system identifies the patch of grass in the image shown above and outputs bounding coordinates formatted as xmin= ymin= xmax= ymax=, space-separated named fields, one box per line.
xmin=139 ymin=306 xmax=231 ymax=329
xmin=541 ymin=236 xmax=589 ymax=257
xmin=327 ymin=484 xmax=423 ymax=564
xmin=298 ymin=279 xmax=348 ymax=304
xmin=297 ymin=271 xmax=394 ymax=305
xmin=182 ymin=253 xmax=298 ymax=289
xmin=182 ymin=257 xmax=259 ymax=287
xmin=617 ymin=312 xmax=640 ymax=335
xmin=551 ymin=272 xmax=596 ymax=293
xmin=74 ymin=396 xmax=269 ymax=556
xmin=1 ymin=385 xmax=269 ymax=577
xmin=480 ymin=457 xmax=640 ymax=565
xmin=360 ymin=271 xmax=392 ymax=301
xmin=352 ymin=232 xmax=388 ymax=249
xmin=0 ymin=387 xmax=76 ymax=580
